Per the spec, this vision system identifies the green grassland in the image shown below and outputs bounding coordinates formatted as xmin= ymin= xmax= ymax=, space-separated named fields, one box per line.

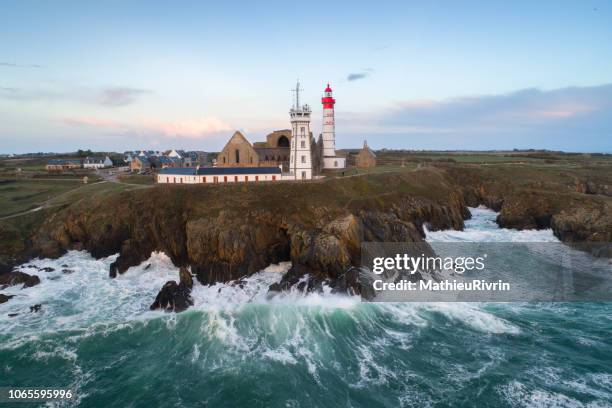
xmin=373 ymin=151 xmax=612 ymax=166
xmin=1 ymin=150 xmax=610 ymax=223
xmin=0 ymin=179 xmax=83 ymax=217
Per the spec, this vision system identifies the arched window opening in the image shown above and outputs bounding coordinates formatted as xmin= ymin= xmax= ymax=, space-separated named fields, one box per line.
xmin=277 ymin=135 xmax=289 ymax=147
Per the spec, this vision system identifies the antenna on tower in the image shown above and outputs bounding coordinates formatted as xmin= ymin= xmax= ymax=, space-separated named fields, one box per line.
xmin=291 ymin=79 xmax=302 ymax=109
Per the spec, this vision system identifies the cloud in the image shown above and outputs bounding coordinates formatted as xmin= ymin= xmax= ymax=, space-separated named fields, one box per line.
xmin=347 ymin=69 xmax=373 ymax=82
xmin=364 ymin=85 xmax=611 ymax=127
xmin=347 ymin=73 xmax=368 ymax=82
xmin=0 ymin=62 xmax=43 ymax=68
xmin=0 ymin=85 xmax=151 ymax=107
xmin=339 ymin=84 xmax=612 ymax=151
xmin=97 ymin=87 xmax=151 ymax=107
xmin=62 ymin=116 xmax=233 ymax=138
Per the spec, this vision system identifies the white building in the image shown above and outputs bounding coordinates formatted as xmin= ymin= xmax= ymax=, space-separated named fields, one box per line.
xmin=285 ymin=81 xmax=313 ymax=180
xmin=321 ymin=83 xmax=346 ymax=169
xmin=83 ymin=156 xmax=113 ymax=169
xmin=157 ymin=166 xmax=282 ymax=184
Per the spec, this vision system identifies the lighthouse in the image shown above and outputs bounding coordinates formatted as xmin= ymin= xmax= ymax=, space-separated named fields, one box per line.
xmin=288 ymin=80 xmax=313 ymax=180
xmin=321 ymin=83 xmax=346 ymax=169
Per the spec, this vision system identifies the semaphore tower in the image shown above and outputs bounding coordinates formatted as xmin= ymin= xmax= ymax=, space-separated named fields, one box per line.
xmin=289 ymin=80 xmax=313 ymax=180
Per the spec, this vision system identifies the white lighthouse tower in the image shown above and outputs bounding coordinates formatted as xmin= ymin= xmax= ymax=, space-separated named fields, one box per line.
xmin=321 ymin=83 xmax=346 ymax=169
xmin=288 ymin=80 xmax=313 ymax=180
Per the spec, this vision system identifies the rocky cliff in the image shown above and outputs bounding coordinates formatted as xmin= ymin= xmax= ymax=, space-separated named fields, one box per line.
xmin=3 ymin=163 xmax=610 ymax=310
xmin=25 ymin=169 xmax=468 ymax=294
xmin=447 ymin=164 xmax=612 ymax=256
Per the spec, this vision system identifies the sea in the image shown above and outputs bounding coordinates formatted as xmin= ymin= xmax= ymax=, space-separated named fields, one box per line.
xmin=1 ymin=207 xmax=611 ymax=407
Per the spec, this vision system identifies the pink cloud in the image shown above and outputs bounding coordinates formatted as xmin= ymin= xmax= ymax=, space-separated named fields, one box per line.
xmin=61 ymin=116 xmax=232 ymax=138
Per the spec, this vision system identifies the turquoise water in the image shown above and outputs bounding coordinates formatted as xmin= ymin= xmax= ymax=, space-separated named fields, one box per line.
xmin=1 ymin=208 xmax=611 ymax=407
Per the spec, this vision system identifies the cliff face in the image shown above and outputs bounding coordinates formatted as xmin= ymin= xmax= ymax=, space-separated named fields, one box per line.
xmin=448 ymin=165 xmax=612 ymax=256
xmin=5 ymin=163 xmax=608 ymax=305
xmin=28 ymin=169 xmax=469 ymax=291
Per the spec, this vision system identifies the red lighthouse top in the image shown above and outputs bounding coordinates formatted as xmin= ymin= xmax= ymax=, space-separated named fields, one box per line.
xmin=322 ymin=83 xmax=335 ymax=109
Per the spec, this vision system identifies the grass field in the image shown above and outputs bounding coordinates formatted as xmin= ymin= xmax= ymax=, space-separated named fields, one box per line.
xmin=373 ymin=151 xmax=612 ymax=166
xmin=0 ymin=157 xmax=50 ymax=171
xmin=1 ymin=151 xmax=609 ymax=219
xmin=322 ymin=164 xmax=418 ymax=178
xmin=0 ymin=179 xmax=83 ymax=217
xmin=0 ymin=178 xmax=147 ymax=218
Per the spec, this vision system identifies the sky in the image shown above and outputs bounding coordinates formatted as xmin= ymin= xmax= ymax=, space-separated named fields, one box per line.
xmin=1 ymin=0 xmax=611 ymax=154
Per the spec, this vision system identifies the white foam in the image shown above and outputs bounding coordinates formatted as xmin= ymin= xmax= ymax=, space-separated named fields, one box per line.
xmin=0 ymin=251 xmax=180 ymax=349
xmin=425 ymin=206 xmax=560 ymax=243
xmin=499 ymin=380 xmax=586 ymax=408
xmin=424 ymin=302 xmax=521 ymax=334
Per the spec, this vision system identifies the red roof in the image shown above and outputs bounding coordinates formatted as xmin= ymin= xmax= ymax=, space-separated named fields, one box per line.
xmin=324 ymin=83 xmax=332 ymax=93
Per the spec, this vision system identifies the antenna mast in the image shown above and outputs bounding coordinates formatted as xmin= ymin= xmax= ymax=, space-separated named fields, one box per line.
xmin=291 ymin=79 xmax=302 ymax=109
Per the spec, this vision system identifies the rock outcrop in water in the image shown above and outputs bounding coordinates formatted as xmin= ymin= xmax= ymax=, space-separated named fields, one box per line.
xmin=0 ymin=271 xmax=40 ymax=289
xmin=150 ymin=267 xmax=194 ymax=312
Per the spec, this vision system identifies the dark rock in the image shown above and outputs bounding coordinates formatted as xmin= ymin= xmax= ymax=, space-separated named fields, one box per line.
xmin=8 ymin=313 xmax=19 ymax=317
xmin=109 ymin=240 xmax=153 ymax=278
xmin=30 ymin=304 xmax=42 ymax=313
xmin=231 ymin=279 xmax=247 ymax=289
xmin=0 ymin=271 xmax=41 ymax=289
xmin=149 ymin=280 xmax=193 ymax=312
xmin=179 ymin=267 xmax=193 ymax=289
xmin=0 ymin=294 xmax=15 ymax=304
xmin=330 ymin=267 xmax=361 ymax=295
xmin=39 ymin=267 xmax=55 ymax=273
xmin=61 ymin=269 xmax=74 ymax=274
xmin=144 ymin=263 xmax=152 ymax=270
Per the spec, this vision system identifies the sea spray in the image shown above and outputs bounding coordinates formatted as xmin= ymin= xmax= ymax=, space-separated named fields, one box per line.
xmin=1 ymin=208 xmax=611 ymax=406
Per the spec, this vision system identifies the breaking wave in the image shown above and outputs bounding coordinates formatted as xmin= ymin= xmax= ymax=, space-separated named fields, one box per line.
xmin=0 ymin=207 xmax=610 ymax=407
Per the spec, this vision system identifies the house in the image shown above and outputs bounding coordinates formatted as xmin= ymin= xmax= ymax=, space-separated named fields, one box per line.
xmin=165 ymin=149 xmax=201 ymax=167
xmin=45 ymin=159 xmax=82 ymax=172
xmin=355 ymin=141 xmax=376 ymax=168
xmin=131 ymin=156 xmax=152 ymax=173
xmin=138 ymin=150 xmax=161 ymax=158
xmin=124 ymin=151 xmax=140 ymax=163
xmin=167 ymin=149 xmax=186 ymax=159
xmin=83 ymin=156 xmax=113 ymax=169
xmin=188 ymin=151 xmax=208 ymax=166
xmin=157 ymin=156 xmax=182 ymax=169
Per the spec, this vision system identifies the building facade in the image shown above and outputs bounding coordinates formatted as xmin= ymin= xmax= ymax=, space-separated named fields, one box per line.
xmin=355 ymin=140 xmax=377 ymax=168
xmin=157 ymin=166 xmax=282 ymax=184
xmin=46 ymin=159 xmax=82 ymax=172
xmin=217 ymin=131 xmax=261 ymax=167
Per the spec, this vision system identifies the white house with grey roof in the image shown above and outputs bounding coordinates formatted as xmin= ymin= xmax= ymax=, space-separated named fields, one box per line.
xmin=83 ymin=156 xmax=113 ymax=169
